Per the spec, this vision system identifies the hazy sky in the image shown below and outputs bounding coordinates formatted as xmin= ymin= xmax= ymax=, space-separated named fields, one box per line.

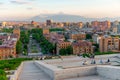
xmin=0 ymin=0 xmax=120 ymax=19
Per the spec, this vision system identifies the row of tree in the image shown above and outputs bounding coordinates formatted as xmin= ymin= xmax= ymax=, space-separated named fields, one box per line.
xmin=0 ymin=69 xmax=7 ymax=80
xmin=16 ymin=30 xmax=30 ymax=55
xmin=31 ymin=29 xmax=55 ymax=54
xmin=49 ymin=28 xmax=65 ymax=32
xmin=1 ymin=28 xmax=13 ymax=33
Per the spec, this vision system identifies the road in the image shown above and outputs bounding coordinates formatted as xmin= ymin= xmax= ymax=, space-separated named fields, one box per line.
xmin=28 ymin=35 xmax=42 ymax=56
xmin=18 ymin=61 xmax=51 ymax=80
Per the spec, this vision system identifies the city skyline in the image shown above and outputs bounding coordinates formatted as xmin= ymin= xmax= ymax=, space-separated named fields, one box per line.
xmin=0 ymin=0 xmax=120 ymax=20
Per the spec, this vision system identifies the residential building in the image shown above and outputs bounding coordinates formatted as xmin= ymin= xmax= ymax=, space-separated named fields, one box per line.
xmin=0 ymin=40 xmax=17 ymax=60
xmin=99 ymin=36 xmax=120 ymax=52
xmin=0 ymin=34 xmax=18 ymax=60
xmin=92 ymin=34 xmax=102 ymax=44
xmin=46 ymin=20 xmax=53 ymax=26
xmin=49 ymin=32 xmax=65 ymax=44
xmin=92 ymin=21 xmax=111 ymax=32
xmin=70 ymin=32 xmax=86 ymax=40
xmin=13 ymin=28 xmax=20 ymax=40
xmin=43 ymin=28 xmax=50 ymax=35
xmin=57 ymin=41 xmax=71 ymax=54
xmin=72 ymin=40 xmax=94 ymax=55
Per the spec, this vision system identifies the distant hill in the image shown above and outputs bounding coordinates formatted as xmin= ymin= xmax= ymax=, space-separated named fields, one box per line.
xmin=30 ymin=13 xmax=120 ymax=22
xmin=0 ymin=13 xmax=120 ymax=22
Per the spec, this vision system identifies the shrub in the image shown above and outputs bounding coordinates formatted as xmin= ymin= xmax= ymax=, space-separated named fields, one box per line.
xmin=0 ymin=76 xmax=7 ymax=80
xmin=0 ymin=69 xmax=7 ymax=80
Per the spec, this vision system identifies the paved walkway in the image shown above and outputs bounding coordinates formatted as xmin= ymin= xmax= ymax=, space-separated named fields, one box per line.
xmin=18 ymin=61 xmax=51 ymax=80
xmin=65 ymin=75 xmax=112 ymax=80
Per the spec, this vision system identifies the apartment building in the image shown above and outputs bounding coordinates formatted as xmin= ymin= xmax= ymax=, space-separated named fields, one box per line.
xmin=57 ymin=41 xmax=71 ymax=54
xmin=72 ymin=40 xmax=94 ymax=55
xmin=70 ymin=32 xmax=86 ymax=40
xmin=99 ymin=36 xmax=120 ymax=52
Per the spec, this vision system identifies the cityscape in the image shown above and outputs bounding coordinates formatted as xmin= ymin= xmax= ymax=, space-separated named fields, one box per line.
xmin=0 ymin=0 xmax=120 ymax=80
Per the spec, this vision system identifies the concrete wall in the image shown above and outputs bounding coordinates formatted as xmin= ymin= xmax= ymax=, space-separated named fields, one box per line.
xmin=54 ymin=66 xmax=96 ymax=80
xmin=10 ymin=62 xmax=24 ymax=80
xmin=34 ymin=61 xmax=62 ymax=80
xmin=35 ymin=61 xmax=120 ymax=80
xmin=97 ymin=65 xmax=120 ymax=80
xmin=35 ymin=61 xmax=97 ymax=80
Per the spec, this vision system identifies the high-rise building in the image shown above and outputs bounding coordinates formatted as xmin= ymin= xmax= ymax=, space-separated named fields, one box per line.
xmin=91 ymin=21 xmax=98 ymax=27
xmin=92 ymin=21 xmax=111 ymax=32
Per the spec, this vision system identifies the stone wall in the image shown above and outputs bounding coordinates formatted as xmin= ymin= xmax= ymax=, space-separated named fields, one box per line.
xmin=34 ymin=61 xmax=62 ymax=80
xmin=54 ymin=66 xmax=96 ymax=80
xmin=97 ymin=65 xmax=120 ymax=80
xmin=35 ymin=61 xmax=97 ymax=80
xmin=35 ymin=61 xmax=120 ymax=80
xmin=10 ymin=62 xmax=24 ymax=80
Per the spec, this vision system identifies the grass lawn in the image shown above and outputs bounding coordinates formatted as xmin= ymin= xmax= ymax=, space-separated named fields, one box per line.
xmin=0 ymin=58 xmax=32 ymax=80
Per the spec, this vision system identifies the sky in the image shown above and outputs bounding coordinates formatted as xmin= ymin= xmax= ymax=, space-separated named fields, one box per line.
xmin=0 ymin=0 xmax=120 ymax=20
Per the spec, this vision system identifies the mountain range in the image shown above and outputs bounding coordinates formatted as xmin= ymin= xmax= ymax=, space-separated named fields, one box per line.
xmin=0 ymin=13 xmax=120 ymax=22
xmin=30 ymin=13 xmax=120 ymax=22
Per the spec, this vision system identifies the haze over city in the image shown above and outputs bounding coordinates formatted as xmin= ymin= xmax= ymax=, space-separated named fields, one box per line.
xmin=0 ymin=0 xmax=120 ymax=20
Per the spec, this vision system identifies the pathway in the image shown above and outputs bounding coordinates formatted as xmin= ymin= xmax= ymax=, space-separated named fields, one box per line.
xmin=18 ymin=61 xmax=51 ymax=80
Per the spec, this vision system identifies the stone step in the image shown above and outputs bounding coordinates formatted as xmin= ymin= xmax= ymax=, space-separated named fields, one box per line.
xmin=18 ymin=61 xmax=50 ymax=80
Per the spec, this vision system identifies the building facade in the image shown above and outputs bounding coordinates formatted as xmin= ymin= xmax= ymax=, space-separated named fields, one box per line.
xmin=57 ymin=41 xmax=71 ymax=54
xmin=0 ymin=39 xmax=17 ymax=60
xmin=99 ymin=36 xmax=120 ymax=52
xmin=92 ymin=21 xmax=111 ymax=32
xmin=72 ymin=40 xmax=94 ymax=55
xmin=43 ymin=28 xmax=50 ymax=35
xmin=70 ymin=32 xmax=86 ymax=40
xmin=13 ymin=28 xmax=20 ymax=40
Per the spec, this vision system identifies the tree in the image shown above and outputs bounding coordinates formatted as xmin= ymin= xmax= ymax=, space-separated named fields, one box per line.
xmin=86 ymin=34 xmax=92 ymax=39
xmin=24 ymin=44 xmax=28 ymax=49
xmin=1 ymin=28 xmax=13 ymax=33
xmin=16 ymin=40 xmax=22 ymax=54
xmin=0 ymin=40 xmax=2 ymax=45
xmin=59 ymin=48 xmax=66 ymax=55
xmin=93 ymin=43 xmax=99 ymax=52
xmin=20 ymin=31 xmax=29 ymax=44
xmin=66 ymin=46 xmax=73 ymax=55
xmin=0 ymin=69 xmax=7 ymax=80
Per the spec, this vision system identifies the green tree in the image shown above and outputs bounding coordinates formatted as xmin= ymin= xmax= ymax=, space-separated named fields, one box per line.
xmin=0 ymin=76 xmax=7 ymax=80
xmin=1 ymin=28 xmax=13 ymax=33
xmin=16 ymin=40 xmax=22 ymax=54
xmin=24 ymin=44 xmax=28 ymax=50
xmin=59 ymin=48 xmax=66 ymax=55
xmin=0 ymin=40 xmax=2 ymax=45
xmin=66 ymin=46 xmax=73 ymax=55
xmin=93 ymin=43 xmax=99 ymax=52
xmin=86 ymin=34 xmax=92 ymax=39
xmin=0 ymin=70 xmax=6 ymax=76
xmin=0 ymin=69 xmax=7 ymax=80
xmin=20 ymin=31 xmax=29 ymax=44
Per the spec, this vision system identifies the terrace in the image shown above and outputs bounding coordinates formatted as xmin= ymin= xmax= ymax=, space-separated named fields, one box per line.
xmin=34 ymin=54 xmax=120 ymax=80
